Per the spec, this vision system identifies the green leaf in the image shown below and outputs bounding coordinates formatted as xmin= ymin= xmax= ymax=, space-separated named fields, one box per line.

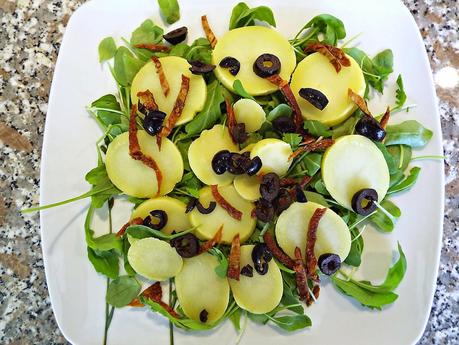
xmin=386 ymin=145 xmax=412 ymax=171
xmin=127 ymin=196 xmax=147 ymax=209
xmin=282 ymin=133 xmax=302 ymax=151
xmin=85 ymin=164 xmax=121 ymax=208
xmin=209 ymin=247 xmax=229 ymax=278
xmin=233 ymin=80 xmax=255 ymax=100
xmin=303 ymin=120 xmax=331 ymax=137
xmin=106 ymin=276 xmax=141 ymax=308
xmin=369 ymin=199 xmax=401 ymax=232
xmin=374 ymin=142 xmax=397 ymax=174
xmin=281 ymin=288 xmax=304 ymax=314
xmin=313 ymin=178 xmax=329 ymax=195
xmin=185 ymin=81 xmax=224 ymax=135
xmin=248 ymin=312 xmax=269 ymax=324
xmin=266 ymin=104 xmax=292 ymax=122
xmin=113 ymin=46 xmax=145 ymax=86
xmin=331 ymin=115 xmax=358 ymax=139
xmin=85 ymin=206 xmax=123 ymax=253
xmin=90 ymin=94 xmax=122 ymax=127
xmin=186 ymin=37 xmax=212 ymax=64
xmin=385 ymin=120 xmax=433 ymax=148
xmin=98 ymin=37 xmax=117 ymax=62
xmin=388 ymin=167 xmax=421 ymax=195
xmin=229 ymin=2 xmax=276 ymax=29
xmin=229 ymin=308 xmax=242 ymax=331
xmin=300 ymin=14 xmax=346 ymax=46
xmin=304 ymin=191 xmax=329 ymax=207
xmin=344 ymin=226 xmax=364 ymax=267
xmin=389 ymin=170 xmax=405 ymax=188
xmin=176 ymin=140 xmax=192 ymax=171
xmin=157 ymin=0 xmax=180 ymax=24
xmin=87 ymin=247 xmax=119 ymax=279
xmin=301 ymin=153 xmax=322 ymax=176
xmin=271 ymin=314 xmax=311 ymax=332
xmin=395 ymin=74 xmax=407 ymax=109
xmin=125 ymin=224 xmax=196 ymax=241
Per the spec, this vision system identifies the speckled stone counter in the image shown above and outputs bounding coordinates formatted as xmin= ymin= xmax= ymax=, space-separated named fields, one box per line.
xmin=0 ymin=1 xmax=457 ymax=344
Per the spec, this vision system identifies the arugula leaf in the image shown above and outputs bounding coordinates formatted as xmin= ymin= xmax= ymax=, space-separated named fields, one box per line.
xmin=90 ymin=94 xmax=122 ymax=127
xmin=85 ymin=164 xmax=121 ymax=208
xmin=106 ymin=276 xmax=141 ymax=308
xmin=87 ymin=247 xmax=119 ymax=279
xmin=387 ymin=145 xmax=412 ymax=171
xmin=385 ymin=120 xmax=433 ymax=148
xmin=233 ymin=80 xmax=255 ymax=100
xmin=229 ymin=308 xmax=242 ymax=331
xmin=388 ymin=167 xmax=421 ymax=195
xmin=98 ymin=37 xmax=117 ymax=62
xmin=344 ymin=226 xmax=364 ymax=267
xmin=186 ymin=38 xmax=212 ymax=64
xmin=281 ymin=288 xmax=304 ymax=314
xmin=122 ymin=237 xmax=137 ymax=276
xmin=304 ymin=191 xmax=330 ymax=207
xmin=125 ymin=224 xmax=196 ymax=241
xmin=157 ymin=0 xmax=180 ymax=24
xmin=302 ymin=14 xmax=346 ymax=46
xmin=270 ymin=314 xmax=311 ymax=331
xmin=176 ymin=171 xmax=202 ymax=198
xmin=389 ymin=170 xmax=405 ymax=188
xmin=113 ymin=47 xmax=145 ymax=86
xmin=248 ymin=312 xmax=269 ymax=324
xmin=313 ymin=178 xmax=329 ymax=195
xmin=209 ymin=247 xmax=229 ymax=278
xmin=266 ymin=104 xmax=292 ymax=122
xmin=394 ymin=74 xmax=407 ymax=109
xmin=331 ymin=115 xmax=358 ymax=139
xmin=282 ymin=133 xmax=302 ymax=151
xmin=229 ymin=2 xmax=276 ymax=29
xmin=176 ymin=140 xmax=192 ymax=171
xmin=302 ymin=153 xmax=322 ymax=176
xmin=304 ymin=120 xmax=331 ymax=137
xmin=85 ymin=205 xmax=123 ymax=253
xmin=374 ymin=142 xmax=397 ymax=174
xmin=185 ymin=81 xmax=224 ymax=135
xmin=369 ymin=199 xmax=401 ymax=232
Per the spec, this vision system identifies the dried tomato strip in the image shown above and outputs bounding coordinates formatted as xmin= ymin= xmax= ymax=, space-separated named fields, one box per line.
xmin=134 ymin=44 xmax=171 ymax=52
xmin=201 ymin=15 xmax=217 ymax=49
xmin=305 ymin=43 xmax=350 ymax=73
xmin=211 ymin=185 xmax=243 ymax=221
xmin=289 ymin=138 xmax=335 ymax=160
xmin=129 ymin=104 xmax=163 ymax=196
xmin=129 ymin=282 xmax=181 ymax=318
xmin=348 ymin=88 xmax=371 ymax=116
xmin=227 ymin=234 xmax=241 ymax=281
xmin=225 ymin=98 xmax=238 ymax=144
xmin=137 ymin=90 xmax=158 ymax=111
xmin=306 ymin=208 xmax=327 ymax=281
xmin=199 ymin=225 xmax=223 ymax=253
xmin=263 ymin=232 xmax=295 ymax=269
xmin=151 ymin=56 xmax=170 ymax=97
xmin=115 ymin=217 xmax=143 ymax=237
xmin=293 ymin=247 xmax=309 ymax=301
xmin=380 ymin=106 xmax=391 ymax=129
xmin=279 ymin=175 xmax=312 ymax=188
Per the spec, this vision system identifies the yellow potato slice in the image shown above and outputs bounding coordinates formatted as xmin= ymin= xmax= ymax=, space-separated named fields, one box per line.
xmin=189 ymin=185 xmax=256 ymax=244
xmin=106 ymin=131 xmax=183 ymax=198
xmin=131 ymin=56 xmax=206 ymax=126
xmin=250 ymin=138 xmax=292 ymax=176
xmin=233 ymin=98 xmax=266 ymax=132
xmin=131 ymin=197 xmax=191 ymax=235
xmin=275 ymin=202 xmax=351 ymax=261
xmin=188 ymin=124 xmax=238 ymax=186
xmin=127 ymin=237 xmax=183 ymax=281
xmin=175 ymin=253 xmax=230 ymax=324
xmin=233 ymin=175 xmax=261 ymax=201
xmin=322 ymin=134 xmax=390 ymax=210
xmin=290 ymin=52 xmax=366 ymax=126
xmin=229 ymin=245 xmax=283 ymax=314
xmin=212 ymin=26 xmax=296 ymax=96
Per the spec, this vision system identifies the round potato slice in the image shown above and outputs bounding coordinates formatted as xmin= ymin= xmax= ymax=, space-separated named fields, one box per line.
xmin=212 ymin=26 xmax=296 ymax=96
xmin=188 ymin=124 xmax=238 ymax=186
xmin=233 ymin=175 xmax=261 ymax=201
xmin=275 ymin=202 xmax=351 ymax=261
xmin=250 ymin=138 xmax=293 ymax=176
xmin=131 ymin=197 xmax=191 ymax=235
xmin=131 ymin=56 xmax=206 ymax=126
xmin=233 ymin=98 xmax=266 ymax=132
xmin=290 ymin=52 xmax=366 ymax=126
xmin=106 ymin=131 xmax=183 ymax=198
xmin=322 ymin=135 xmax=390 ymax=210
xmin=128 ymin=237 xmax=183 ymax=281
xmin=229 ymin=245 xmax=283 ymax=314
xmin=175 ymin=253 xmax=230 ymax=324
xmin=189 ymin=185 xmax=256 ymax=244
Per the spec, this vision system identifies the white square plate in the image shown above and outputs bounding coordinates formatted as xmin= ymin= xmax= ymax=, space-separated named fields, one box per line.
xmin=39 ymin=0 xmax=444 ymax=344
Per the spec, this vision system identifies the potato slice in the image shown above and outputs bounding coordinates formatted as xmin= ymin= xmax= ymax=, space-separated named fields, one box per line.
xmin=322 ymin=135 xmax=390 ymax=210
xmin=229 ymin=245 xmax=283 ymax=314
xmin=212 ymin=26 xmax=296 ymax=96
xmin=189 ymin=185 xmax=256 ymax=244
xmin=275 ymin=202 xmax=351 ymax=261
xmin=290 ymin=52 xmax=366 ymax=126
xmin=233 ymin=175 xmax=261 ymax=201
xmin=131 ymin=197 xmax=191 ymax=235
xmin=131 ymin=56 xmax=206 ymax=126
xmin=233 ymin=99 xmax=266 ymax=132
xmin=128 ymin=237 xmax=183 ymax=281
xmin=250 ymin=138 xmax=292 ymax=176
xmin=106 ymin=131 xmax=183 ymax=198
xmin=175 ymin=253 xmax=230 ymax=324
xmin=188 ymin=124 xmax=238 ymax=186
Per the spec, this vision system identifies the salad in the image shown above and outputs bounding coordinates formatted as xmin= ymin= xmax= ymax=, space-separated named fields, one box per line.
xmin=27 ymin=1 xmax=438 ymax=343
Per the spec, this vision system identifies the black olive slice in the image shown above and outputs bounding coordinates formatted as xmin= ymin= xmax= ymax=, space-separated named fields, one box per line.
xmin=355 ymin=115 xmax=386 ymax=142
xmin=143 ymin=110 xmax=166 ymax=136
xmin=227 ymin=153 xmax=251 ymax=175
xmin=185 ymin=198 xmax=198 ymax=213
xmin=351 ymin=188 xmax=378 ymax=216
xmin=219 ymin=56 xmax=240 ymax=76
xmin=163 ymin=26 xmax=188 ymax=45
xmin=230 ymin=123 xmax=249 ymax=144
xmin=199 ymin=309 xmax=209 ymax=323
xmin=240 ymin=264 xmax=254 ymax=277
xmin=254 ymin=199 xmax=275 ymax=222
xmin=318 ymin=253 xmax=341 ymax=276
xmin=299 ymin=88 xmax=329 ymax=110
xmin=251 ymin=243 xmax=273 ymax=275
xmin=170 ymin=233 xmax=200 ymax=258
xmin=272 ymin=115 xmax=296 ymax=133
xmin=259 ymin=172 xmax=280 ymax=201
xmin=211 ymin=150 xmax=232 ymax=175
xmin=196 ymin=201 xmax=216 ymax=214
xmin=295 ymin=185 xmax=307 ymax=203
xmin=274 ymin=188 xmax=293 ymax=214
xmin=143 ymin=209 xmax=168 ymax=230
xmin=189 ymin=60 xmax=216 ymax=75
xmin=253 ymin=53 xmax=281 ymax=78
xmin=246 ymin=156 xmax=262 ymax=176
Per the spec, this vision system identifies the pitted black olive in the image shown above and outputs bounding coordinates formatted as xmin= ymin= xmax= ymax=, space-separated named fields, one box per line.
xmin=318 ymin=253 xmax=341 ymax=275
xmin=219 ymin=56 xmax=240 ymax=76
xmin=185 ymin=198 xmax=198 ymax=213
xmin=240 ymin=264 xmax=254 ymax=277
xmin=143 ymin=209 xmax=168 ymax=230
xmin=143 ymin=110 xmax=166 ymax=136
xmin=170 ymin=233 xmax=199 ymax=258
xmin=355 ymin=115 xmax=386 ymax=142
xmin=227 ymin=152 xmax=251 ymax=175
xmin=295 ymin=185 xmax=307 ymax=203
xmin=351 ymin=188 xmax=378 ymax=216
xmin=274 ymin=188 xmax=293 ymax=214
xmin=189 ymin=60 xmax=216 ymax=75
xmin=259 ymin=172 xmax=280 ymax=201
xmin=196 ymin=201 xmax=216 ymax=214
xmin=211 ymin=150 xmax=232 ymax=175
xmin=253 ymin=53 xmax=281 ymax=78
xmin=254 ymin=199 xmax=275 ymax=222
xmin=272 ymin=115 xmax=296 ymax=133
xmin=163 ymin=26 xmax=188 ymax=45
xmin=246 ymin=156 xmax=262 ymax=176
xmin=199 ymin=309 xmax=209 ymax=323
xmin=251 ymin=243 xmax=273 ymax=275
xmin=299 ymin=88 xmax=329 ymax=110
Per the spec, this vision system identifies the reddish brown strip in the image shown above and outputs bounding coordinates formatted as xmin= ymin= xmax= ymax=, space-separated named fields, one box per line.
xmin=210 ymin=185 xmax=243 ymax=221
xmin=348 ymin=89 xmax=371 ymax=116
xmin=305 ymin=208 xmax=327 ymax=281
xmin=279 ymin=175 xmax=312 ymax=188
xmin=134 ymin=44 xmax=171 ymax=52
xmin=201 ymin=15 xmax=217 ymax=49
xmin=151 ymin=56 xmax=170 ymax=97
xmin=293 ymin=247 xmax=309 ymax=301
xmin=227 ymin=234 xmax=241 ymax=280
xmin=263 ymin=232 xmax=295 ymax=269
xmin=129 ymin=104 xmax=163 ymax=196
xmin=129 ymin=282 xmax=181 ymax=318
xmin=225 ymin=98 xmax=238 ymax=144
xmin=289 ymin=138 xmax=335 ymax=160
xmin=199 ymin=225 xmax=223 ymax=253
xmin=380 ymin=106 xmax=391 ymax=129
xmin=137 ymin=90 xmax=158 ymax=111
xmin=305 ymin=43 xmax=351 ymax=73
xmin=116 ymin=217 xmax=143 ymax=237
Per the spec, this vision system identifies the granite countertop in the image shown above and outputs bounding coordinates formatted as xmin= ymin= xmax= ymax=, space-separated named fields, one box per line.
xmin=0 ymin=0 xmax=457 ymax=344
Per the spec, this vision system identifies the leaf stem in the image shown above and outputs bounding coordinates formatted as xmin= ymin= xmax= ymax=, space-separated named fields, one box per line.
xmin=410 ymin=155 xmax=445 ymax=161
xmin=169 ymin=278 xmax=174 ymax=345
